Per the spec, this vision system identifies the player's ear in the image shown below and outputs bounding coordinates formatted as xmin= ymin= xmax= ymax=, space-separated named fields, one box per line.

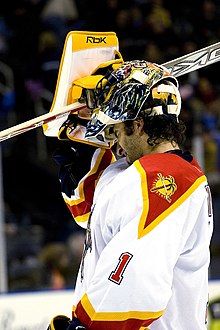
xmin=135 ymin=118 xmax=145 ymax=134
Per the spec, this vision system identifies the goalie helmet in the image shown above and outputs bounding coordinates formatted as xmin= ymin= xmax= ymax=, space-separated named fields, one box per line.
xmin=85 ymin=60 xmax=181 ymax=142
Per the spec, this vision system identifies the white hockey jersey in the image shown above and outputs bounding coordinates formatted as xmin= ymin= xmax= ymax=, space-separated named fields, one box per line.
xmin=62 ymin=149 xmax=213 ymax=329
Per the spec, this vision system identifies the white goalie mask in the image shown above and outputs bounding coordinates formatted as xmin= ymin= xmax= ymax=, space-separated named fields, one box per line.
xmin=85 ymin=60 xmax=181 ymax=143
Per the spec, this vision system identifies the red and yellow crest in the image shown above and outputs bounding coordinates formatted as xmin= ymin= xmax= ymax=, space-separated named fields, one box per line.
xmin=151 ymin=173 xmax=177 ymax=203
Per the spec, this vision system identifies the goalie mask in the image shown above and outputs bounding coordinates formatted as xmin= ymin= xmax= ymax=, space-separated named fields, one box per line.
xmin=85 ymin=60 xmax=181 ymax=142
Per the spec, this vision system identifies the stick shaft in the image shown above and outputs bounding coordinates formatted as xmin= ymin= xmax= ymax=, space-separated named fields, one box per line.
xmin=0 ymin=103 xmax=86 ymax=142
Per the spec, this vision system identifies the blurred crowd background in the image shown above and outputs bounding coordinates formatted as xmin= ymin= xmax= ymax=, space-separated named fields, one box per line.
xmin=0 ymin=0 xmax=220 ymax=292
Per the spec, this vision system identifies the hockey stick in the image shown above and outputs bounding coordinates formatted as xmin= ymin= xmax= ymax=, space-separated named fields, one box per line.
xmin=0 ymin=41 xmax=220 ymax=142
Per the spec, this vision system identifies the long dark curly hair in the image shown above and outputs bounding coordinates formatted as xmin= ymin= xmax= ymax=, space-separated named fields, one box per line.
xmin=124 ymin=114 xmax=186 ymax=147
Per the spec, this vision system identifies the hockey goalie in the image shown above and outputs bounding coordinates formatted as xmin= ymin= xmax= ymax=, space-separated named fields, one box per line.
xmin=46 ymin=31 xmax=213 ymax=330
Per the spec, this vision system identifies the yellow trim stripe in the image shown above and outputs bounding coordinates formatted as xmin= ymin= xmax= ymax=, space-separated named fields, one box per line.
xmin=74 ymin=212 xmax=90 ymax=223
xmin=80 ymin=293 xmax=164 ymax=321
xmin=135 ymin=161 xmax=207 ymax=238
xmin=134 ymin=162 xmax=150 ymax=239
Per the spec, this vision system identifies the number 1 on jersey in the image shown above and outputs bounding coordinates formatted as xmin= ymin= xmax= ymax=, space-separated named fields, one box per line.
xmin=109 ymin=252 xmax=133 ymax=285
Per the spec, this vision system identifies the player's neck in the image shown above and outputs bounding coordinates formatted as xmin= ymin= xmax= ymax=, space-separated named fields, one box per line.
xmin=148 ymin=141 xmax=180 ymax=155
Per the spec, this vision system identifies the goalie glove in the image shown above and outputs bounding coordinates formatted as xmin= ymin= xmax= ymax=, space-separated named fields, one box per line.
xmin=47 ymin=315 xmax=86 ymax=330
xmin=47 ymin=315 xmax=71 ymax=330
xmin=53 ymin=140 xmax=97 ymax=197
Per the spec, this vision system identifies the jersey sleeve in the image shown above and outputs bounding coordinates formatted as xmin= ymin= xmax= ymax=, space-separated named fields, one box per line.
xmin=53 ymin=142 xmax=116 ymax=228
xmin=72 ymin=157 xmax=212 ymax=329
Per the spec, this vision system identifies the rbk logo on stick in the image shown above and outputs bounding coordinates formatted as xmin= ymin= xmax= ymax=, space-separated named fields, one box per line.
xmin=86 ymin=36 xmax=107 ymax=44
